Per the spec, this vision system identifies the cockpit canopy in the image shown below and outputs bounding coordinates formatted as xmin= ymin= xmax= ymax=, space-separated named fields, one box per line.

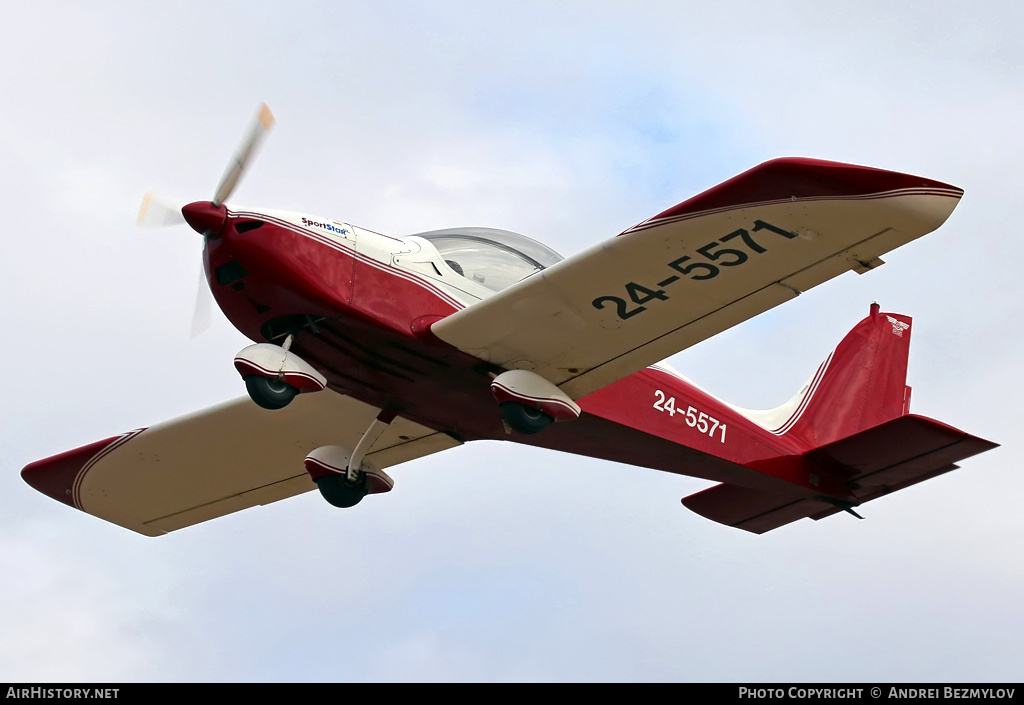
xmin=410 ymin=227 xmax=564 ymax=293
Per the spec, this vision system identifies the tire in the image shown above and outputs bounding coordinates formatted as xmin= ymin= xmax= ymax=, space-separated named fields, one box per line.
xmin=500 ymin=401 xmax=554 ymax=435
xmin=245 ymin=375 xmax=298 ymax=410
xmin=314 ymin=473 xmax=368 ymax=508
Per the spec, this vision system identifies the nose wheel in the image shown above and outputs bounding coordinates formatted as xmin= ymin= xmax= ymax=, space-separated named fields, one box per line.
xmin=235 ymin=334 xmax=326 ymax=410
xmin=245 ymin=375 xmax=298 ymax=410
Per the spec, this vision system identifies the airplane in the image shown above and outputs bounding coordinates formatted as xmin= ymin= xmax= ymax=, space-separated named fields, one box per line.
xmin=21 ymin=104 xmax=997 ymax=536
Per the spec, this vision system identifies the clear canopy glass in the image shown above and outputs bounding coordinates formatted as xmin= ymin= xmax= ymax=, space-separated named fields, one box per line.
xmin=412 ymin=227 xmax=564 ymax=292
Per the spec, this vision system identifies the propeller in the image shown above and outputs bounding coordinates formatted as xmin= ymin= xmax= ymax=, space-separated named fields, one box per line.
xmin=136 ymin=103 xmax=276 ymax=336
xmin=189 ymin=263 xmax=214 ymax=338
xmin=136 ymin=191 xmax=185 ymax=227
xmin=212 ymin=102 xmax=275 ymax=207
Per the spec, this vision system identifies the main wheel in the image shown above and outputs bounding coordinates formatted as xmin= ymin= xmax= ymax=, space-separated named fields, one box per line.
xmin=245 ymin=375 xmax=298 ymax=410
xmin=500 ymin=401 xmax=554 ymax=435
xmin=314 ymin=473 xmax=368 ymax=508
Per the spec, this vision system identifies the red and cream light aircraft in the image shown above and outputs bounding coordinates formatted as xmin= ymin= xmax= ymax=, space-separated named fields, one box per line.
xmin=22 ymin=105 xmax=997 ymax=535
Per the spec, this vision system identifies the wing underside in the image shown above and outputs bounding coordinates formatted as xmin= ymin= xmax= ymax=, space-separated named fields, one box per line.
xmin=431 ymin=158 xmax=963 ymax=400
xmin=22 ymin=391 xmax=461 ymax=536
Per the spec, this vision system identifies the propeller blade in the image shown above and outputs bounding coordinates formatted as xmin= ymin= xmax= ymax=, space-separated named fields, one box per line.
xmin=136 ymin=191 xmax=185 ymax=227
xmin=189 ymin=261 xmax=214 ymax=338
xmin=211 ymin=103 xmax=275 ymax=207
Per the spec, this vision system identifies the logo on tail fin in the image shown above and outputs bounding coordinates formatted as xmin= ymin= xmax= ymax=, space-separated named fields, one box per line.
xmin=886 ymin=315 xmax=910 ymax=337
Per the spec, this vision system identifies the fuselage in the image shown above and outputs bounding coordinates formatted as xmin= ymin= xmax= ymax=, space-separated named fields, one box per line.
xmin=202 ymin=205 xmax=835 ymax=496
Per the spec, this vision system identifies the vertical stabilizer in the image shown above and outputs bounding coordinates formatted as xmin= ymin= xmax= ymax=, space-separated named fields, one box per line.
xmin=783 ymin=303 xmax=912 ymax=449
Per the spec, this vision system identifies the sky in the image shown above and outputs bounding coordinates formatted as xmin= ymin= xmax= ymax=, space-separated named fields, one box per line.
xmin=1 ymin=0 xmax=1021 ymax=683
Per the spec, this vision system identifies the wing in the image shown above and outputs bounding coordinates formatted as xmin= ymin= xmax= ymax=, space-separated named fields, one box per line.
xmin=431 ymin=158 xmax=963 ymax=399
xmin=22 ymin=391 xmax=461 ymax=536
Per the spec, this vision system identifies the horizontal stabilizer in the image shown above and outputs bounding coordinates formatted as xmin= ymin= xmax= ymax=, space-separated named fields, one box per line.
xmin=682 ymin=484 xmax=836 ymax=534
xmin=682 ymin=415 xmax=997 ymax=533
xmin=809 ymin=413 xmax=998 ymax=502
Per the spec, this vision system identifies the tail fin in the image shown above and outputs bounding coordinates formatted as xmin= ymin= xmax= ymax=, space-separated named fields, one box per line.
xmin=779 ymin=302 xmax=912 ymax=449
xmin=681 ymin=304 xmax=998 ymax=534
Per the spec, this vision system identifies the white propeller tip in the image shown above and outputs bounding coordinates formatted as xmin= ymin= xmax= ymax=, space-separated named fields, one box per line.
xmin=136 ymin=191 xmax=153 ymax=226
xmin=136 ymin=191 xmax=185 ymax=227
xmin=257 ymin=103 xmax=275 ymax=131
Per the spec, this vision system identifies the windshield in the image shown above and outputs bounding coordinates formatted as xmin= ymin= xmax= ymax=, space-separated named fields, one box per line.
xmin=411 ymin=227 xmax=564 ymax=292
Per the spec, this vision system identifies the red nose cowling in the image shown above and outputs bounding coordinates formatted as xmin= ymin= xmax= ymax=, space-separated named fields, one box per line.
xmin=182 ymin=201 xmax=228 ymax=235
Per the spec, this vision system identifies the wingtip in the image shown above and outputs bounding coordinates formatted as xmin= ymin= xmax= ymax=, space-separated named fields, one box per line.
xmin=22 ymin=436 xmax=123 ymax=510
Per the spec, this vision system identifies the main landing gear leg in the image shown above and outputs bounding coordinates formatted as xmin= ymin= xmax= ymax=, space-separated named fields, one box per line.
xmin=346 ymin=407 xmax=398 ymax=483
xmin=310 ymin=408 xmax=399 ymax=508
